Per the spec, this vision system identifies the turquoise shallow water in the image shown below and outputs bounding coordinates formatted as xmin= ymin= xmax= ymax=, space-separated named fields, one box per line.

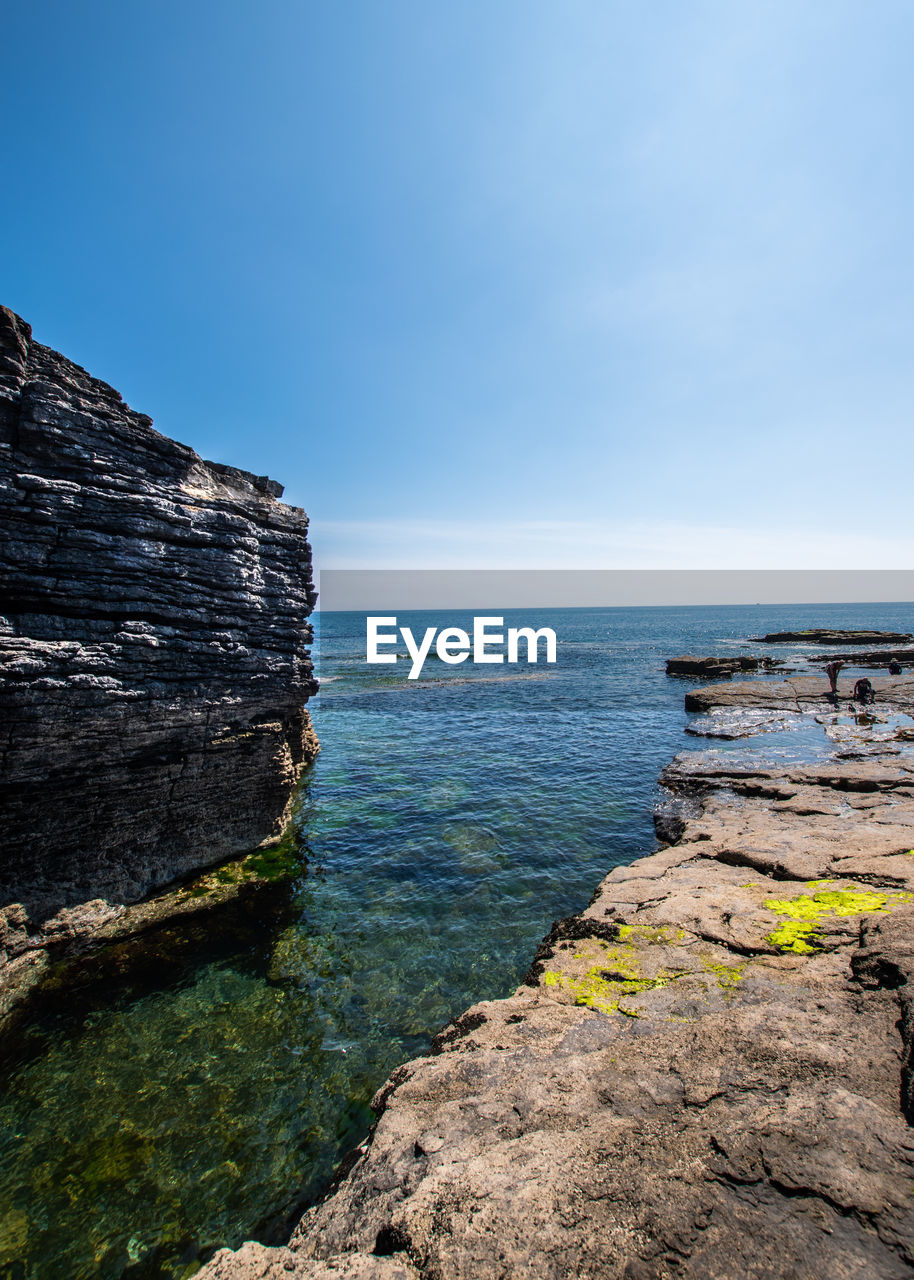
xmin=2 ymin=602 xmax=913 ymax=1279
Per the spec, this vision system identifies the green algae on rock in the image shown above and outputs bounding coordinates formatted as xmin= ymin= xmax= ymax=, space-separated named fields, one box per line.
xmin=764 ymin=885 xmax=914 ymax=954
xmin=541 ymin=931 xmax=746 ymax=1017
xmin=542 ymin=941 xmax=673 ymax=1016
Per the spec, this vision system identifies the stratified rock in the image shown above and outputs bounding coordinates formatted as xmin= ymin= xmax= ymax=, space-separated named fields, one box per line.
xmin=203 ymin=710 xmax=914 ymax=1277
xmin=666 ymin=655 xmax=760 ymax=678
xmin=0 ymin=306 xmax=318 ymax=980
xmin=755 ymin=629 xmax=913 ymax=645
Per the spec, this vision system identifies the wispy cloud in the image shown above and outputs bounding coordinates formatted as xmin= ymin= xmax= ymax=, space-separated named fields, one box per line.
xmin=312 ymin=518 xmax=911 ymax=571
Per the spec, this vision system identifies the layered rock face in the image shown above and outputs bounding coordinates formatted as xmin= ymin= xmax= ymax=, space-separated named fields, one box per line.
xmin=203 ymin=675 xmax=914 ymax=1280
xmin=666 ymin=655 xmax=761 ymax=678
xmin=665 ymin=655 xmax=775 ymax=679
xmin=0 ymin=306 xmax=318 ymax=968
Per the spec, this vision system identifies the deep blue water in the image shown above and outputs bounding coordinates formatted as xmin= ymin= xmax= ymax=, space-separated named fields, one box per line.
xmin=1 ymin=602 xmax=913 ymax=1280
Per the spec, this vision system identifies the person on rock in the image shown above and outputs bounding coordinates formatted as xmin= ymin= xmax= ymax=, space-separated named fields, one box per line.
xmin=853 ymin=677 xmax=874 ymax=705
xmin=889 ymin=660 xmax=903 ymax=675
xmin=825 ymin=660 xmax=844 ymax=702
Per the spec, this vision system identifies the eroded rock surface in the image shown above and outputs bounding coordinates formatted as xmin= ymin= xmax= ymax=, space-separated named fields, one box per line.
xmin=0 ymin=306 xmax=318 ymax=985
xmin=204 ymin=681 xmax=914 ymax=1278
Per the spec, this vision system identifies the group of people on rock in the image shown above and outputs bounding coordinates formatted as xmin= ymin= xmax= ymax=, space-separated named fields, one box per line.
xmin=824 ymin=658 xmax=903 ymax=706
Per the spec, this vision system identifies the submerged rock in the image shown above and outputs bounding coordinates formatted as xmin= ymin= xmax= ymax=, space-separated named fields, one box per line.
xmin=0 ymin=306 xmax=318 ymax=988
xmin=684 ymin=707 xmax=804 ymax=739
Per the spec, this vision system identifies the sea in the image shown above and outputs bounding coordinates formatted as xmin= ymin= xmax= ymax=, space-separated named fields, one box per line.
xmin=1 ymin=602 xmax=913 ymax=1279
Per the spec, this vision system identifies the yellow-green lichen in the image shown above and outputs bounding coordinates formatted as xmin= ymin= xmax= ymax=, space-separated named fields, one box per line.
xmin=571 ymin=942 xmax=642 ymax=980
xmin=701 ymin=959 xmax=745 ymax=988
xmin=767 ymin=888 xmax=890 ymax=919
xmin=767 ymin=919 xmax=821 ymax=954
xmin=764 ymin=885 xmax=914 ymax=953
xmin=614 ymin=923 xmax=685 ymax=944
xmin=544 ymin=936 xmax=743 ymax=1016
xmin=543 ymin=964 xmax=667 ymax=1015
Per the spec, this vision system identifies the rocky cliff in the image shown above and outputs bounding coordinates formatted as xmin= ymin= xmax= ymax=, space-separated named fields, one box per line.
xmin=0 ymin=306 xmax=318 ymax=984
xmin=201 ymin=675 xmax=914 ymax=1280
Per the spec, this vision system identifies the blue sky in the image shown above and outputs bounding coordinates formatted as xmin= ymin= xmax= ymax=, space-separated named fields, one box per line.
xmin=2 ymin=1 xmax=913 ymax=570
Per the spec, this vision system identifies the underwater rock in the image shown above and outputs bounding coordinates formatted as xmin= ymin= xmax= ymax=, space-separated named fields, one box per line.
xmin=684 ymin=707 xmax=804 ymax=739
xmin=202 ymin=690 xmax=914 ymax=1277
xmin=0 ymin=306 xmax=318 ymax=985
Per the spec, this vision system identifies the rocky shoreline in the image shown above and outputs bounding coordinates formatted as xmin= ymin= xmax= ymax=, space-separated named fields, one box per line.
xmin=4 ymin=312 xmax=912 ymax=1275
xmin=202 ymin=670 xmax=914 ymax=1280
